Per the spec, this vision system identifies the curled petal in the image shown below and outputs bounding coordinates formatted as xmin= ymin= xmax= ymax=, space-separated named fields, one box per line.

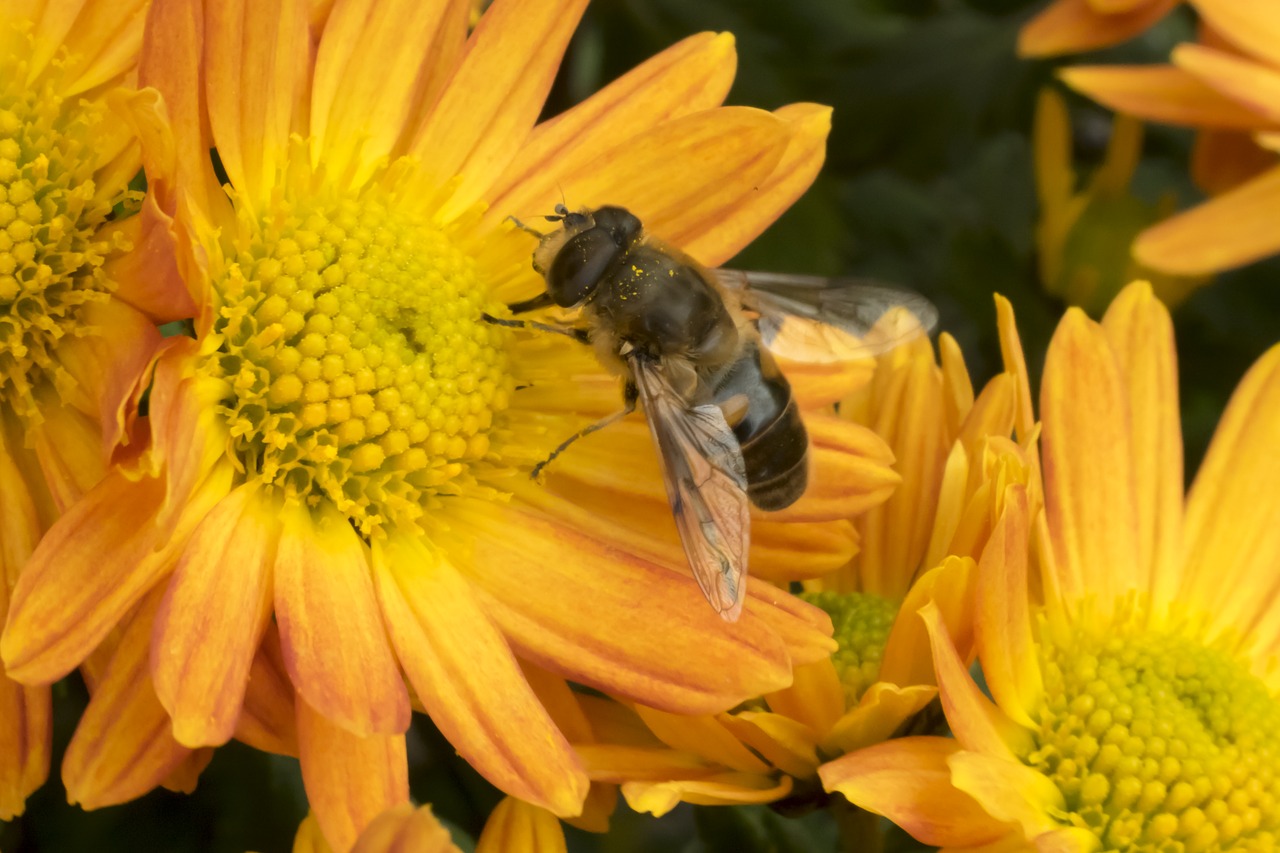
xmin=476 ymin=797 xmax=567 ymax=853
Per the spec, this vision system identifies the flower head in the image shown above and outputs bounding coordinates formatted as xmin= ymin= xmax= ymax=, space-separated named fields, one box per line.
xmin=0 ymin=0 xmax=869 ymax=846
xmin=824 ymin=281 xmax=1280 ymax=851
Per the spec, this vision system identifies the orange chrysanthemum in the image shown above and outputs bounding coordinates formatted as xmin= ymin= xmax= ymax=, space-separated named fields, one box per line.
xmin=824 ymin=281 xmax=1280 ymax=851
xmin=1062 ymin=2 xmax=1280 ymax=275
xmin=0 ymin=0 xmax=884 ymax=846
xmin=0 ymin=0 xmax=197 ymax=819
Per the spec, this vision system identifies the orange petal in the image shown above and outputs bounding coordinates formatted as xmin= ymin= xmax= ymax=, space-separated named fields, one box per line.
xmin=33 ymin=0 xmax=149 ymax=94
xmin=27 ymin=402 xmax=103 ymax=516
xmin=62 ymin=591 xmax=195 ymax=810
xmin=1134 ymin=164 xmax=1280 ymax=275
xmin=1040 ymin=308 xmax=1141 ymax=607
xmin=822 ymin=682 xmax=937 ymax=756
xmin=1060 ymin=64 xmax=1273 ymax=130
xmin=819 ymin=737 xmax=1015 ymax=848
xmin=994 ymin=295 xmax=1037 ymax=450
xmin=203 ymin=0 xmax=310 ymax=213
xmin=879 ymin=556 xmax=974 ymax=688
xmin=274 ymin=501 xmax=410 ymax=737
xmin=372 ymin=533 xmax=587 ymax=817
xmin=719 ymin=711 xmax=820 ymax=779
xmin=973 ymin=487 xmax=1042 ymax=729
xmin=0 ymin=423 xmax=47 ymax=587
xmin=1191 ymin=129 xmax=1276 ymax=195
xmin=1175 ymin=43 xmax=1280 ymax=124
xmin=682 ymin=102 xmax=832 ymax=267
xmin=235 ymin=624 xmax=299 ymax=757
xmin=920 ymin=600 xmax=1029 ymax=761
xmin=352 ymin=803 xmax=461 ymax=853
xmin=486 ymin=31 xmax=738 ymax=223
xmin=940 ymin=333 xmax=976 ymax=439
xmin=574 ymin=744 xmax=716 ymax=782
xmin=406 ymin=0 xmax=590 ymax=220
xmin=0 ymin=675 xmax=49 ymax=820
xmin=1191 ymin=0 xmax=1280 ymax=69
xmin=475 ymin=797 xmax=566 ymax=853
xmin=764 ymin=658 xmax=844 ymax=736
xmin=438 ymin=499 xmax=799 ymax=715
xmin=152 ymin=484 xmax=279 ymax=747
xmin=948 ymin=750 xmax=1064 ymax=842
xmin=622 ymin=772 xmax=792 ymax=814
xmin=297 ymin=699 xmax=409 ymax=853
xmin=2 ymin=471 xmax=171 ymax=684
xmin=1183 ymin=344 xmax=1280 ymax=654
xmin=633 ymin=706 xmax=770 ymax=774
xmin=99 ymin=193 xmax=197 ymax=324
xmin=1018 ymin=0 xmax=1178 ymax=58
xmin=1100 ymin=281 xmax=1183 ymax=611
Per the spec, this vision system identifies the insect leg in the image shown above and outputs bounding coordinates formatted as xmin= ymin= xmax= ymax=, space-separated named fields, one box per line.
xmin=508 ymin=292 xmax=555 ymax=314
xmin=506 ymin=214 xmax=547 ymax=238
xmin=480 ymin=312 xmax=590 ymax=345
xmin=531 ymin=382 xmax=638 ymax=480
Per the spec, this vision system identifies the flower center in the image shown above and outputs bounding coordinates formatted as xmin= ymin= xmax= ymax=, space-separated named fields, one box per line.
xmin=1031 ymin=623 xmax=1280 ymax=851
xmin=0 ymin=34 xmax=129 ymax=425
xmin=802 ymin=591 xmax=898 ymax=705
xmin=205 ymin=184 xmax=514 ymax=537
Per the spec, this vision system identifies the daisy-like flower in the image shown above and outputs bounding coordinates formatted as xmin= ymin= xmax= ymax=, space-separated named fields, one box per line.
xmin=1033 ymin=88 xmax=1206 ymax=311
xmin=1062 ymin=3 xmax=1280 ymax=275
xmin=0 ymin=0 xmax=196 ymax=819
xmin=1018 ymin=0 xmax=1180 ymax=59
xmin=1 ymin=0 xmax=871 ymax=846
xmin=551 ymin=324 xmax=1031 ymax=843
xmin=824 ymin=280 xmax=1280 ymax=851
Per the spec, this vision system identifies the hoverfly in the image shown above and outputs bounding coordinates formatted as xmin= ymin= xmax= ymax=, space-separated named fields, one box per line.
xmin=487 ymin=205 xmax=937 ymax=621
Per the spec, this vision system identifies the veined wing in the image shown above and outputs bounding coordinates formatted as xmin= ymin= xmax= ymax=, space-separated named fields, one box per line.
xmin=630 ymin=354 xmax=749 ymax=622
xmin=715 ymin=269 xmax=938 ymax=364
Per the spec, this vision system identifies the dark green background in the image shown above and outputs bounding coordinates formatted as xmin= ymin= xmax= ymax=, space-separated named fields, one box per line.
xmin=5 ymin=0 xmax=1277 ymax=850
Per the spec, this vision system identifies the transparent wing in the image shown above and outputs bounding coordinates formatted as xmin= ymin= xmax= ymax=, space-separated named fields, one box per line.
xmin=630 ymin=355 xmax=750 ymax=622
xmin=715 ymin=269 xmax=938 ymax=364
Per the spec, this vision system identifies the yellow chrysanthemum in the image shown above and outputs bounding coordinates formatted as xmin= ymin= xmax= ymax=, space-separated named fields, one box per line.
xmin=1018 ymin=0 xmax=1180 ymax=58
xmin=1062 ymin=2 xmax=1280 ymax=275
xmin=541 ymin=323 xmax=1030 ymax=841
xmin=824 ymin=281 xmax=1280 ymax=852
xmin=0 ymin=0 xmax=201 ymax=819
xmin=1034 ymin=88 xmax=1207 ymax=311
xmin=0 ymin=0 xmax=886 ymax=846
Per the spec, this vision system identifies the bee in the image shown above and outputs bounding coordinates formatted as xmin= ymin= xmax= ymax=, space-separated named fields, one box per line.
xmin=487 ymin=205 xmax=936 ymax=621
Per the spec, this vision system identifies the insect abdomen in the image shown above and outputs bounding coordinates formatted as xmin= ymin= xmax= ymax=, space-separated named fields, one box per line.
xmin=711 ymin=341 xmax=808 ymax=510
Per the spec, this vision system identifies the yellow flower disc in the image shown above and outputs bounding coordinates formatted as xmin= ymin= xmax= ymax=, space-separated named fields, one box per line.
xmin=803 ymin=591 xmax=898 ymax=705
xmin=206 ymin=184 xmax=514 ymax=537
xmin=1031 ymin=626 xmax=1280 ymax=851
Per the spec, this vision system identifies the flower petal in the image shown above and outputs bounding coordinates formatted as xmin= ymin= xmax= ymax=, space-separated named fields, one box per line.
xmin=822 ymin=682 xmax=937 ymax=756
xmin=98 ymin=190 xmax=197 ymax=323
xmin=1040 ymin=308 xmax=1141 ymax=608
xmin=353 ymin=803 xmax=462 ymax=853
xmin=62 ymin=591 xmax=195 ymax=810
xmin=203 ymin=0 xmax=310 ymax=212
xmin=485 ymin=31 xmax=738 ymax=223
xmin=819 ymin=737 xmax=1015 ymax=848
xmin=275 ymin=501 xmax=410 ymax=737
xmin=407 ymin=0 xmax=590 ymax=219
xmin=235 ymin=624 xmax=298 ymax=757
xmin=372 ymin=533 xmax=588 ymax=817
xmin=719 ymin=711 xmax=819 ymax=779
xmin=880 ymin=556 xmax=975 ymax=688
xmin=1134 ymin=164 xmax=1280 ymax=275
xmin=1183 ymin=344 xmax=1280 ymax=655
xmin=1060 ymin=65 xmax=1271 ymax=130
xmin=26 ymin=402 xmax=102 ymax=516
xmin=32 ymin=0 xmax=149 ymax=94
xmin=764 ymin=658 xmax=844 ymax=736
xmin=1100 ymin=281 xmax=1183 ymax=610
xmin=973 ymin=487 xmax=1043 ymax=729
xmin=0 ymin=676 xmax=49 ymax=820
xmin=1174 ymin=43 xmax=1280 ymax=124
xmin=1190 ymin=0 xmax=1280 ymax=68
xmin=633 ymin=706 xmax=771 ymax=774
xmin=948 ymin=750 xmax=1064 ymax=842
xmin=1018 ymin=0 xmax=1178 ymax=58
xmin=681 ymin=102 xmax=832 ymax=267
xmin=476 ymin=797 xmax=567 ymax=853
xmin=622 ymin=772 xmax=792 ymax=814
xmin=297 ymin=699 xmax=409 ymax=853
xmin=438 ymin=499 xmax=801 ymax=715
xmin=1191 ymin=129 xmax=1276 ymax=195
xmin=152 ymin=484 xmax=278 ymax=747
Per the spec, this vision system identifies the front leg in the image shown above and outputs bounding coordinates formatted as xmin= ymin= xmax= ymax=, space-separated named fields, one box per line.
xmin=480 ymin=311 xmax=590 ymax=345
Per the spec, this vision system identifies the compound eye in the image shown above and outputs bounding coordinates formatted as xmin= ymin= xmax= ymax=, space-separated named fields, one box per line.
xmin=546 ymin=228 xmax=621 ymax=307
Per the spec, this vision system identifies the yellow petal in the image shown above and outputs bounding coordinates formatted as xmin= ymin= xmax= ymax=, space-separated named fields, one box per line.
xmin=823 ymin=682 xmax=937 ymax=756
xmin=994 ymin=295 xmax=1037 ymax=451
xmin=203 ymin=0 xmax=310 ymax=213
xmin=1175 ymin=43 xmax=1280 ymax=123
xmin=351 ymin=803 xmax=462 ymax=853
xmin=1040 ymin=308 xmax=1141 ymax=608
xmin=0 ymin=675 xmax=49 ymax=820
xmin=406 ymin=0 xmax=590 ymax=220
xmin=486 ymin=31 xmax=738 ymax=224
xmin=1100 ymin=281 xmax=1183 ymax=611
xmin=31 ymin=0 xmax=149 ymax=94
xmin=62 ymin=591 xmax=194 ymax=810
xmin=575 ymin=744 xmax=716 ymax=783
xmin=1060 ymin=65 xmax=1270 ymax=130
xmin=275 ymin=501 xmax=410 ymax=737
xmin=622 ymin=772 xmax=792 ymax=814
xmin=152 ymin=484 xmax=278 ymax=747
xmin=476 ymin=797 xmax=566 ymax=853
xmin=439 ymin=499 xmax=803 ymax=714
xmin=819 ymin=738 xmax=1016 ymax=848
xmin=1019 ymin=0 xmax=1178 ymax=58
xmin=973 ymin=487 xmax=1043 ymax=729
xmin=26 ymin=402 xmax=102 ymax=516
xmin=297 ymin=699 xmax=409 ymax=853
xmin=372 ymin=534 xmax=588 ymax=817
xmin=98 ymin=182 xmax=197 ymax=324
xmin=633 ymin=705 xmax=770 ymax=774
xmin=1134 ymin=164 xmax=1280 ymax=275
xmin=879 ymin=556 xmax=974 ymax=688
xmin=1183 ymin=344 xmax=1280 ymax=655
xmin=764 ymin=658 xmax=844 ymax=736
xmin=948 ymin=751 xmax=1063 ymax=842
xmin=719 ymin=710 xmax=819 ymax=779
xmin=1190 ymin=0 xmax=1280 ymax=69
